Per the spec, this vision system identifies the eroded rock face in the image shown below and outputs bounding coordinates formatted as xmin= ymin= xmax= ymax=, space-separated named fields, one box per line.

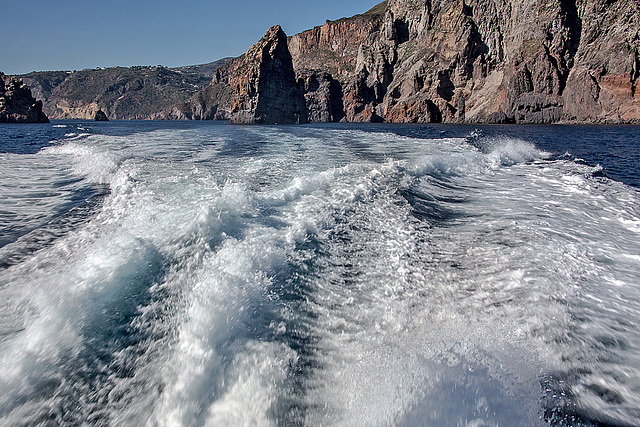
xmin=164 ymin=0 xmax=640 ymax=124
xmin=288 ymin=0 xmax=639 ymax=123
xmin=229 ymin=25 xmax=308 ymax=124
xmin=289 ymin=9 xmax=386 ymax=78
xmin=0 ymin=72 xmax=49 ymax=123
xmin=561 ymin=0 xmax=640 ymax=122
xmin=299 ymin=71 xmax=345 ymax=122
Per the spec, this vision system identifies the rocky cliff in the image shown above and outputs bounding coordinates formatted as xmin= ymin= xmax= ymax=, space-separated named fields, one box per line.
xmin=386 ymin=0 xmax=637 ymax=123
xmin=176 ymin=0 xmax=639 ymax=124
xmin=363 ymin=0 xmax=639 ymax=124
xmin=229 ymin=25 xmax=307 ymax=124
xmin=17 ymin=0 xmax=638 ymax=124
xmin=0 ymin=72 xmax=49 ymax=123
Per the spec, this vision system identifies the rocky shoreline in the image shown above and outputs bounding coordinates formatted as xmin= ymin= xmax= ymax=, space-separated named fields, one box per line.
xmin=161 ymin=0 xmax=640 ymax=125
xmin=9 ymin=0 xmax=640 ymax=125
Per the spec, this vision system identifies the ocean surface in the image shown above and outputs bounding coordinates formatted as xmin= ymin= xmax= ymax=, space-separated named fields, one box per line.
xmin=1 ymin=120 xmax=639 ymax=426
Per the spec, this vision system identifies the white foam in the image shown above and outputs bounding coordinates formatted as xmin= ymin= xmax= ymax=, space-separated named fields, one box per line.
xmin=484 ymin=136 xmax=550 ymax=166
xmin=619 ymin=216 xmax=640 ymax=233
xmin=406 ymin=136 xmax=549 ymax=179
xmin=1 ymin=125 xmax=640 ymax=426
xmin=43 ymin=141 xmax=119 ymax=184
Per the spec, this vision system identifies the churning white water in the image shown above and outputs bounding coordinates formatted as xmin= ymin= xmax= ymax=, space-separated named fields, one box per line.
xmin=0 ymin=122 xmax=639 ymax=426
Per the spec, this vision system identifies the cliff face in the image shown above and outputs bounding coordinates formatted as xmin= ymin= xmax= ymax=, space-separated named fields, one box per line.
xmin=562 ymin=0 xmax=640 ymax=122
xmin=289 ymin=2 xmax=387 ymax=77
xmin=230 ymin=25 xmax=307 ymax=124
xmin=184 ymin=0 xmax=638 ymax=124
xmin=339 ymin=0 xmax=640 ymax=123
xmin=291 ymin=2 xmax=389 ymax=122
xmin=18 ymin=0 xmax=637 ymax=124
xmin=0 ymin=72 xmax=49 ymax=123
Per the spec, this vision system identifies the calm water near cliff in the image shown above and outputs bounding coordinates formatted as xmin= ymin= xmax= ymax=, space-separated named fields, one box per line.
xmin=1 ymin=120 xmax=640 ymax=426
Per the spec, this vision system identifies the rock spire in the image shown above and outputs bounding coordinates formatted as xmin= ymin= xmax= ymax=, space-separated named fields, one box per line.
xmin=229 ymin=25 xmax=308 ymax=124
xmin=0 ymin=72 xmax=49 ymax=123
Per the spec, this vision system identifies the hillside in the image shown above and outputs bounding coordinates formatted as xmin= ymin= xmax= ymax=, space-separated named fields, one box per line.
xmin=17 ymin=59 xmax=229 ymax=120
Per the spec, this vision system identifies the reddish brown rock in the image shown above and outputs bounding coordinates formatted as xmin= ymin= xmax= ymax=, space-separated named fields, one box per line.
xmin=289 ymin=4 xmax=386 ymax=78
xmin=163 ymin=0 xmax=640 ymax=124
xmin=229 ymin=25 xmax=307 ymax=124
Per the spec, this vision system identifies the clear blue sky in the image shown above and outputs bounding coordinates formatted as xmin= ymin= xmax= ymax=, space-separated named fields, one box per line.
xmin=1 ymin=0 xmax=382 ymax=75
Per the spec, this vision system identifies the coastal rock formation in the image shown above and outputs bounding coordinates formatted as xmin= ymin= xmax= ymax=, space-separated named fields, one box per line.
xmin=229 ymin=25 xmax=307 ymax=124
xmin=299 ymin=71 xmax=345 ymax=122
xmin=289 ymin=3 xmax=387 ymax=78
xmin=94 ymin=109 xmax=109 ymax=121
xmin=386 ymin=0 xmax=639 ymax=123
xmin=159 ymin=26 xmax=311 ymax=124
xmin=182 ymin=0 xmax=638 ymax=124
xmin=16 ymin=0 xmax=640 ymax=124
xmin=0 ymin=72 xmax=49 ymax=123
xmin=290 ymin=3 xmax=388 ymax=123
xmin=311 ymin=0 xmax=639 ymax=124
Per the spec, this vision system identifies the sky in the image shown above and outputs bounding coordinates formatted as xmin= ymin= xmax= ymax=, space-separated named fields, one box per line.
xmin=1 ymin=0 xmax=382 ymax=75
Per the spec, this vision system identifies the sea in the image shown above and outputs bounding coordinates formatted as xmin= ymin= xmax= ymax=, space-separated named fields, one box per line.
xmin=0 ymin=120 xmax=639 ymax=426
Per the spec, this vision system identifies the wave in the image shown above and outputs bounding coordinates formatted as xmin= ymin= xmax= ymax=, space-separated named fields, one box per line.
xmin=1 ymin=124 xmax=639 ymax=425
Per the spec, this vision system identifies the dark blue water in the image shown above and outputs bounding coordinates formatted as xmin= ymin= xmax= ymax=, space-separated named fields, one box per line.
xmin=3 ymin=122 xmax=638 ymax=187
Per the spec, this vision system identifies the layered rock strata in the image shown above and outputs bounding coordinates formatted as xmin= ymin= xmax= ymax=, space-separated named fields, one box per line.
xmin=0 ymin=72 xmax=49 ymax=123
xmin=178 ymin=0 xmax=639 ymax=124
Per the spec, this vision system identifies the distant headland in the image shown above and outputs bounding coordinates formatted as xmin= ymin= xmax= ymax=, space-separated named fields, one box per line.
xmin=7 ymin=0 xmax=640 ymax=124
